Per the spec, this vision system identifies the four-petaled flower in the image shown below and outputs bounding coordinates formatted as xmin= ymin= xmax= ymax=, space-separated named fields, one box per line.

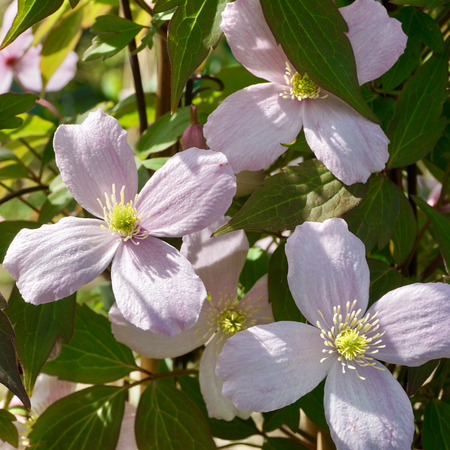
xmin=109 ymin=217 xmax=273 ymax=420
xmin=3 ymin=110 xmax=236 ymax=336
xmin=204 ymin=0 xmax=407 ymax=185
xmin=217 ymin=218 xmax=450 ymax=449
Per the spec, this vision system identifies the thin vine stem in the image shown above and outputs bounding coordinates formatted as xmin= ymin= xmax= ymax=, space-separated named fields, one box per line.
xmin=280 ymin=425 xmax=316 ymax=450
xmin=0 ymin=181 xmax=40 ymax=213
xmin=0 ymin=184 xmax=49 ymax=206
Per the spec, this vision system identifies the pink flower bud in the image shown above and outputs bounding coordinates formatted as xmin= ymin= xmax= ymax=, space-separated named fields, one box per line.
xmin=182 ymin=105 xmax=208 ymax=150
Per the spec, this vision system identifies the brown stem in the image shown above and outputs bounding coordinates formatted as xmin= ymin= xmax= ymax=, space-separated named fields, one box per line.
xmin=0 ymin=184 xmax=49 ymax=206
xmin=0 ymin=181 xmax=40 ymax=213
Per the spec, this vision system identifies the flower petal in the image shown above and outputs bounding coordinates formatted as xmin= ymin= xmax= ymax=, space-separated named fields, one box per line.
xmin=204 ymin=84 xmax=303 ymax=173
xmin=240 ymin=274 xmax=273 ymax=326
xmin=286 ymin=219 xmax=369 ymax=326
xmin=302 ymin=94 xmax=389 ymax=185
xmin=325 ymin=360 xmax=414 ymax=450
xmin=46 ymin=51 xmax=78 ymax=91
xmin=14 ymin=44 xmax=43 ymax=92
xmin=367 ymin=283 xmax=450 ymax=366
xmin=200 ymin=334 xmax=251 ymax=421
xmin=109 ymin=301 xmax=211 ymax=358
xmin=116 ymin=402 xmax=137 ymax=450
xmin=54 ymin=109 xmax=138 ymax=218
xmin=31 ymin=374 xmax=76 ymax=415
xmin=111 ymin=236 xmax=206 ymax=336
xmin=136 ymin=148 xmax=236 ymax=237
xmin=3 ymin=217 xmax=119 ymax=304
xmin=0 ymin=61 xmax=13 ymax=94
xmin=340 ymin=0 xmax=407 ymax=86
xmin=221 ymin=0 xmax=288 ymax=85
xmin=181 ymin=217 xmax=248 ymax=301
xmin=217 ymin=321 xmax=332 ymax=412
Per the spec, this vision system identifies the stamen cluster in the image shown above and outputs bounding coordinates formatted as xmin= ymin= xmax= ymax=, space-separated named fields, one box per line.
xmin=280 ymin=62 xmax=325 ymax=101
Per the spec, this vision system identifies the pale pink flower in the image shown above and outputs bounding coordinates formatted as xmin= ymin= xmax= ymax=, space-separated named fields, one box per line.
xmin=204 ymin=0 xmax=407 ymax=185
xmin=109 ymin=217 xmax=273 ymax=420
xmin=0 ymin=1 xmax=78 ymax=94
xmin=217 ymin=218 xmax=450 ymax=449
xmin=3 ymin=110 xmax=236 ymax=336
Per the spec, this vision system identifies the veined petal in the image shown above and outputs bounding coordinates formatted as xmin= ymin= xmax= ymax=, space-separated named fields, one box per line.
xmin=54 ymin=110 xmax=138 ymax=218
xmin=14 ymin=45 xmax=42 ymax=92
xmin=204 ymin=84 xmax=303 ymax=174
xmin=217 ymin=322 xmax=332 ymax=412
xmin=302 ymin=93 xmax=389 ymax=185
xmin=109 ymin=302 xmax=211 ymax=358
xmin=111 ymin=236 xmax=206 ymax=336
xmin=3 ymin=217 xmax=119 ymax=304
xmin=240 ymin=274 xmax=273 ymax=326
xmin=221 ymin=0 xmax=288 ymax=85
xmin=340 ymin=0 xmax=407 ymax=86
xmin=325 ymin=361 xmax=414 ymax=450
xmin=368 ymin=283 xmax=450 ymax=366
xmin=136 ymin=148 xmax=236 ymax=237
xmin=181 ymin=217 xmax=248 ymax=301
xmin=200 ymin=334 xmax=251 ymax=421
xmin=286 ymin=219 xmax=369 ymax=326
xmin=46 ymin=51 xmax=78 ymax=91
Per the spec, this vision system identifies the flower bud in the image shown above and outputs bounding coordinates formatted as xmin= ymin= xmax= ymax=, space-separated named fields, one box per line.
xmin=182 ymin=105 xmax=208 ymax=150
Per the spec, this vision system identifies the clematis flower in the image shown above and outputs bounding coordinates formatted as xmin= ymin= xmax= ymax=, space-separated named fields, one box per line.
xmin=217 ymin=218 xmax=450 ymax=449
xmin=3 ymin=110 xmax=236 ymax=336
xmin=203 ymin=0 xmax=407 ymax=185
xmin=109 ymin=217 xmax=273 ymax=420
xmin=0 ymin=0 xmax=78 ymax=94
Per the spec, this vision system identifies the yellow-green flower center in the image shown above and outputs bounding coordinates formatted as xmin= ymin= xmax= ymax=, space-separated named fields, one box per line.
xmin=335 ymin=327 xmax=369 ymax=361
xmin=280 ymin=62 xmax=325 ymax=101
xmin=217 ymin=309 xmax=246 ymax=335
xmin=109 ymin=203 xmax=138 ymax=235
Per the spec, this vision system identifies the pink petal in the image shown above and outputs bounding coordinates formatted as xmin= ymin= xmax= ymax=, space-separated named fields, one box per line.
xmin=367 ymin=283 xmax=450 ymax=366
xmin=200 ymin=334 xmax=251 ymax=421
xmin=54 ymin=110 xmax=138 ymax=218
xmin=240 ymin=274 xmax=273 ymax=326
xmin=116 ymin=402 xmax=137 ymax=450
xmin=109 ymin=301 xmax=211 ymax=358
xmin=3 ymin=217 xmax=119 ymax=305
xmin=135 ymin=148 xmax=236 ymax=237
xmin=340 ymin=0 xmax=407 ymax=86
xmin=111 ymin=236 xmax=206 ymax=336
xmin=46 ymin=51 xmax=78 ymax=91
xmin=286 ymin=219 xmax=369 ymax=326
xmin=0 ymin=61 xmax=13 ymax=94
xmin=181 ymin=217 xmax=248 ymax=302
xmin=325 ymin=361 xmax=414 ymax=450
xmin=1 ymin=1 xmax=18 ymax=40
xmin=221 ymin=0 xmax=288 ymax=85
xmin=302 ymin=93 xmax=389 ymax=185
xmin=204 ymin=84 xmax=303 ymax=173
xmin=14 ymin=45 xmax=43 ymax=92
xmin=217 ymin=321 xmax=332 ymax=412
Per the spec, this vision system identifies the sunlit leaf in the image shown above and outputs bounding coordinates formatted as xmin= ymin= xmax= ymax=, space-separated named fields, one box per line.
xmin=0 ymin=94 xmax=38 ymax=130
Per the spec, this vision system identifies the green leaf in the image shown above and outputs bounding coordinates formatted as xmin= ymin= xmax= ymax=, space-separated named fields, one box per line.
xmin=263 ymin=402 xmax=300 ymax=433
xmin=28 ymin=385 xmax=125 ymax=450
xmin=110 ymin=92 xmax=156 ymax=129
xmin=263 ymin=437 xmax=309 ymax=450
xmin=268 ymin=242 xmax=305 ymax=323
xmin=0 ymin=292 xmax=30 ymax=409
xmin=346 ymin=177 xmax=400 ymax=253
xmin=0 ymin=164 xmax=29 ymax=181
xmin=154 ymin=0 xmax=232 ymax=112
xmin=44 ymin=304 xmax=137 ymax=384
xmin=297 ymin=379 xmax=328 ymax=430
xmin=214 ymin=160 xmax=367 ymax=236
xmin=0 ymin=93 xmax=38 ymax=130
xmin=413 ymin=195 xmax=450 ymax=274
xmin=406 ymin=360 xmax=440 ymax=397
xmin=0 ymin=221 xmax=42 ymax=263
xmin=387 ymin=47 xmax=449 ymax=169
xmin=91 ymin=15 xmax=145 ymax=33
xmin=390 ymin=0 xmax=448 ymax=6
xmin=69 ymin=0 xmax=80 ymax=6
xmin=0 ymin=409 xmax=18 ymax=447
xmin=136 ymin=381 xmax=216 ymax=450
xmin=423 ymin=399 xmax=450 ymax=450
xmin=38 ymin=187 xmax=74 ymax=223
xmin=142 ymin=157 xmax=169 ymax=171
xmin=260 ymin=0 xmax=378 ymax=123
xmin=0 ymin=114 xmax=56 ymax=140
xmin=7 ymin=286 xmax=76 ymax=394
xmin=240 ymin=247 xmax=269 ymax=292
xmin=0 ymin=0 xmax=64 ymax=49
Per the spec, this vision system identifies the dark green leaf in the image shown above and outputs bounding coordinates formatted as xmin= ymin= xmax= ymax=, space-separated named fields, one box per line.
xmin=91 ymin=15 xmax=145 ymax=33
xmin=28 ymin=385 xmax=125 ymax=450
xmin=423 ymin=399 xmax=450 ymax=450
xmin=260 ymin=0 xmax=378 ymax=123
xmin=297 ymin=380 xmax=328 ymax=430
xmin=136 ymin=381 xmax=216 ymax=450
xmin=263 ymin=437 xmax=309 ymax=450
xmin=406 ymin=360 xmax=440 ymax=397
xmin=268 ymin=242 xmax=305 ymax=323
xmin=1 ymin=0 xmax=64 ymax=49
xmin=240 ymin=247 xmax=269 ymax=292
xmin=391 ymin=0 xmax=448 ymax=6
xmin=346 ymin=177 xmax=400 ymax=253
xmin=0 ymin=164 xmax=29 ymax=180
xmin=38 ymin=188 xmax=74 ymax=223
xmin=154 ymin=0 xmax=232 ymax=112
xmin=44 ymin=304 xmax=137 ymax=384
xmin=0 ymin=292 xmax=30 ymax=409
xmin=387 ymin=48 xmax=449 ymax=169
xmin=7 ymin=286 xmax=76 ymax=394
xmin=69 ymin=0 xmax=80 ymax=6
xmin=0 ymin=221 xmax=42 ymax=264
xmin=0 ymin=93 xmax=38 ymax=130
xmin=263 ymin=401 xmax=299 ymax=433
xmin=413 ymin=195 xmax=450 ymax=274
xmin=0 ymin=409 xmax=18 ymax=447
xmin=370 ymin=96 xmax=396 ymax=133
xmin=214 ymin=160 xmax=367 ymax=235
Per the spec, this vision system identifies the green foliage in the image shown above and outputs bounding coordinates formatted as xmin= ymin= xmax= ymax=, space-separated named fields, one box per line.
xmin=135 ymin=380 xmax=216 ymax=450
xmin=407 ymin=360 xmax=440 ymax=397
xmin=263 ymin=438 xmax=309 ymax=450
xmin=28 ymin=385 xmax=126 ymax=450
xmin=260 ymin=0 xmax=378 ymax=123
xmin=297 ymin=380 xmax=328 ymax=430
xmin=44 ymin=304 xmax=137 ymax=384
xmin=423 ymin=399 xmax=450 ymax=450
xmin=263 ymin=401 xmax=300 ymax=433
xmin=0 ymin=409 xmax=19 ymax=447
xmin=240 ymin=247 xmax=269 ymax=292
xmin=0 ymin=94 xmax=39 ymax=130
